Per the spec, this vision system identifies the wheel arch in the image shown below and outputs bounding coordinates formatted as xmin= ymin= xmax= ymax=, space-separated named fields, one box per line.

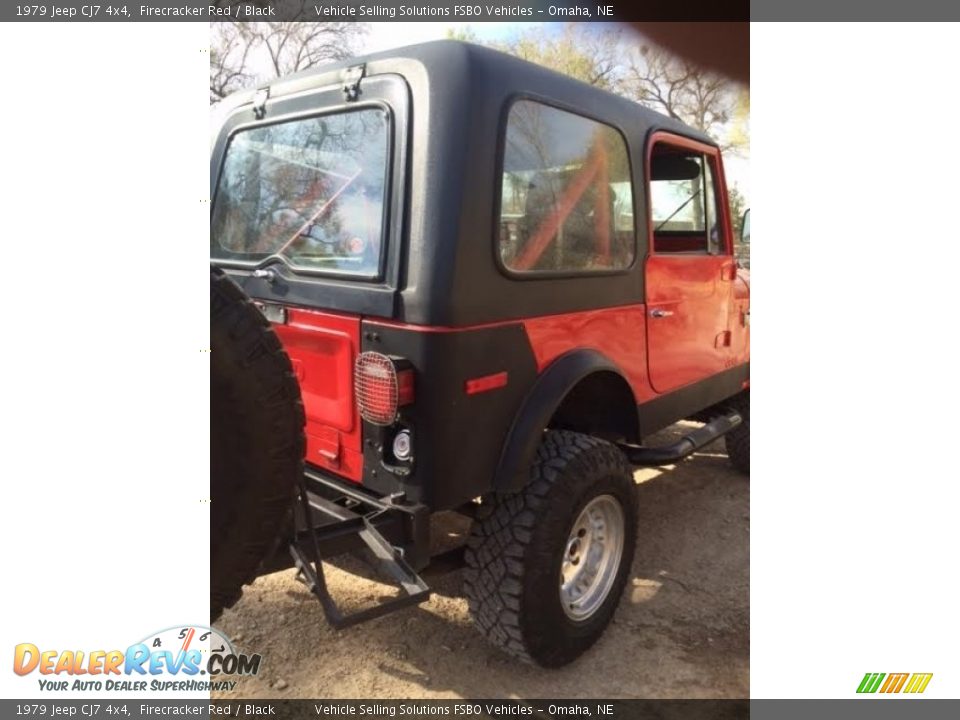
xmin=493 ymin=349 xmax=638 ymax=494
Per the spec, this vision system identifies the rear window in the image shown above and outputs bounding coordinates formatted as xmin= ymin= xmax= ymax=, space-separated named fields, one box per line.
xmin=211 ymin=108 xmax=390 ymax=278
xmin=498 ymin=101 xmax=635 ymax=275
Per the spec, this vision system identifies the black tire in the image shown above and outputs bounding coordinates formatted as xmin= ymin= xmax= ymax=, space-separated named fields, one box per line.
xmin=463 ymin=430 xmax=637 ymax=667
xmin=725 ymin=391 xmax=750 ymax=475
xmin=210 ymin=267 xmax=305 ymax=621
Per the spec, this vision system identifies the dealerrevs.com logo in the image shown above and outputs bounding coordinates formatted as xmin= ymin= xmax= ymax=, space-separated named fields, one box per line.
xmin=13 ymin=625 xmax=260 ymax=693
xmin=857 ymin=672 xmax=933 ymax=694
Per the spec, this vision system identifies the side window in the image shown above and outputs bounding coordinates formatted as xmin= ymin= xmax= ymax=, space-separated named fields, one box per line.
xmin=498 ymin=101 xmax=635 ymax=274
xmin=649 ymin=143 xmax=726 ymax=255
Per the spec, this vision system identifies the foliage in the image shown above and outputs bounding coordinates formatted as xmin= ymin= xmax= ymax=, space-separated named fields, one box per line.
xmin=453 ymin=24 xmax=748 ymax=157
xmin=728 ymin=184 xmax=747 ymax=232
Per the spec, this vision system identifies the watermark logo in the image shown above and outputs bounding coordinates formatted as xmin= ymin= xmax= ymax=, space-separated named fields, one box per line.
xmin=857 ymin=672 xmax=933 ymax=694
xmin=13 ymin=625 xmax=261 ymax=692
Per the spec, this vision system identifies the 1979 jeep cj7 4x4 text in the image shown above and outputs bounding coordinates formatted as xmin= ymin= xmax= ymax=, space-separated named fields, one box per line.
xmin=210 ymin=41 xmax=749 ymax=668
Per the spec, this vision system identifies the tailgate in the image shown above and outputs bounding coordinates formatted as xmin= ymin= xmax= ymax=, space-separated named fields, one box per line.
xmin=273 ymin=308 xmax=363 ymax=482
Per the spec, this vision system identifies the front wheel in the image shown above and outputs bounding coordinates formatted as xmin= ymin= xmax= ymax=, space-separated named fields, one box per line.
xmin=463 ymin=431 xmax=638 ymax=667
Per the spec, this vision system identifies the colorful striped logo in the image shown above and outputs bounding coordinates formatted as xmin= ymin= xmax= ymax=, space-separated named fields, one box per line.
xmin=857 ymin=672 xmax=933 ymax=694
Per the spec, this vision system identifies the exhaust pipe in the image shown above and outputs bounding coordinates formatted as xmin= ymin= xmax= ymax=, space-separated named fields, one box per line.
xmin=619 ymin=411 xmax=742 ymax=466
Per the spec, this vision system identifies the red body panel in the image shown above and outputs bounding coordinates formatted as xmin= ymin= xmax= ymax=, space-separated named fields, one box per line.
xmin=644 ymin=255 xmax=736 ymax=392
xmin=273 ymin=308 xmax=363 ymax=482
xmin=369 ymin=307 xmax=655 ymax=403
xmin=731 ymin=270 xmax=751 ymax=369
xmin=523 ymin=306 xmax=655 ymax=404
xmin=644 ymin=132 xmax=743 ymax=394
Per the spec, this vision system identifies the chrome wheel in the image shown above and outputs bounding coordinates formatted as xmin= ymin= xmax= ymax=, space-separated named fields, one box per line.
xmin=560 ymin=494 xmax=625 ymax=621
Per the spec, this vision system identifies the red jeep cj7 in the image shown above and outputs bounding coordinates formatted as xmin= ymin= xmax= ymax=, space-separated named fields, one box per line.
xmin=210 ymin=41 xmax=750 ymax=668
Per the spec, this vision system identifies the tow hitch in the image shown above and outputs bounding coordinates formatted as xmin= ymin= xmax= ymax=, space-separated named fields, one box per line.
xmin=288 ymin=468 xmax=431 ymax=629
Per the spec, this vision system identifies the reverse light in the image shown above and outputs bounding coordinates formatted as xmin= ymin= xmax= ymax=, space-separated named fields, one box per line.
xmin=392 ymin=430 xmax=413 ymax=461
xmin=354 ymin=352 xmax=414 ymax=426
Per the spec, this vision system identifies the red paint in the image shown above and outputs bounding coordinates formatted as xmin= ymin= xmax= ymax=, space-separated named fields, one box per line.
xmin=397 ymin=368 xmax=415 ymax=406
xmin=644 ymin=132 xmax=744 ymax=394
xmin=370 ymin=305 xmax=665 ymax=404
xmin=523 ymin=306 xmax=656 ymax=404
xmin=273 ymin=308 xmax=363 ymax=482
xmin=366 ymin=317 xmax=520 ymax=334
xmin=731 ymin=270 xmax=751 ymax=369
xmin=465 ymin=371 xmax=509 ymax=395
xmin=645 ymin=255 xmax=734 ymax=392
xmin=180 ymin=629 xmax=195 ymax=653
xmin=369 ymin=306 xmax=656 ymax=400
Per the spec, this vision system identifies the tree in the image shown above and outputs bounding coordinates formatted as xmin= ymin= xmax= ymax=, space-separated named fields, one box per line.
xmin=451 ymin=24 xmax=748 ymax=157
xmin=210 ymin=22 xmax=367 ymax=104
xmin=498 ymin=24 xmax=623 ymax=91
xmin=449 ymin=24 xmax=622 ymax=91
xmin=727 ymin=184 xmax=747 ymax=231
xmin=621 ymin=43 xmax=746 ymax=154
xmin=210 ymin=23 xmax=254 ymax=103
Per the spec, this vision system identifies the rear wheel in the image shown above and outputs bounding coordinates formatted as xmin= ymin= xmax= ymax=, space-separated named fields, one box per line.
xmin=210 ymin=267 xmax=305 ymax=621
xmin=463 ymin=430 xmax=637 ymax=667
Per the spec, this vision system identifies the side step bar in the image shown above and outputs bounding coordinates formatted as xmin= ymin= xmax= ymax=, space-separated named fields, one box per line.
xmin=290 ymin=474 xmax=431 ymax=629
xmin=618 ymin=410 xmax=743 ymax=466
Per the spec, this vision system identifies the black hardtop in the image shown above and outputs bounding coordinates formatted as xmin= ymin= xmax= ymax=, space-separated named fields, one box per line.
xmin=213 ymin=40 xmax=718 ymax=326
xmin=233 ymin=40 xmax=711 ymax=145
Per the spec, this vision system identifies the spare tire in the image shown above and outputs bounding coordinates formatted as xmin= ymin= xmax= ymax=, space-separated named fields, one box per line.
xmin=210 ymin=267 xmax=305 ymax=620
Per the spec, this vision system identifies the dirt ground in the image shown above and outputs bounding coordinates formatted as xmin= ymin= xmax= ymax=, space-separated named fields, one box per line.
xmin=214 ymin=423 xmax=749 ymax=699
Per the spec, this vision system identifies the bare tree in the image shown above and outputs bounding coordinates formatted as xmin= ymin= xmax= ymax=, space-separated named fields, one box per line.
xmin=210 ymin=23 xmax=255 ymax=103
xmin=451 ymin=24 xmax=748 ymax=156
xmin=449 ymin=24 xmax=622 ymax=91
xmin=622 ymin=43 xmax=746 ymax=154
xmin=210 ymin=22 xmax=367 ymax=104
xmin=500 ymin=24 xmax=623 ymax=91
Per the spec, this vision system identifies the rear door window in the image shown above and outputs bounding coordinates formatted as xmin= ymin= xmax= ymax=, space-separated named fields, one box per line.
xmin=498 ymin=101 xmax=635 ymax=275
xmin=211 ymin=108 xmax=390 ymax=278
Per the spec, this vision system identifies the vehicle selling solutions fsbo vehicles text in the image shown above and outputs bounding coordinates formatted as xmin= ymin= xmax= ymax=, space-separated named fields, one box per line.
xmin=311 ymin=4 xmax=610 ymax=17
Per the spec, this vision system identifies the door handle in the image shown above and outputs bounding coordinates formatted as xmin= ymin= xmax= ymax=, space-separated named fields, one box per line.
xmin=650 ymin=308 xmax=674 ymax=318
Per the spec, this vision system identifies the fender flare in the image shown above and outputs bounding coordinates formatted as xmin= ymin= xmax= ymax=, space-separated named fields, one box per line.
xmin=492 ymin=349 xmax=635 ymax=494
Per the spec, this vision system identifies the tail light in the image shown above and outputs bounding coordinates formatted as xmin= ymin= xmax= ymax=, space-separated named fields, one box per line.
xmin=354 ymin=352 xmax=414 ymax=426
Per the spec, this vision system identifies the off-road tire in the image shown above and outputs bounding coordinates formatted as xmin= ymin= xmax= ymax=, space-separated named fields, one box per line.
xmin=210 ymin=267 xmax=305 ymax=621
xmin=725 ymin=392 xmax=750 ymax=475
xmin=463 ymin=430 xmax=637 ymax=667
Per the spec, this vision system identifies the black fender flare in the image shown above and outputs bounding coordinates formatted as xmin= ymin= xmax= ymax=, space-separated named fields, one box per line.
xmin=492 ymin=349 xmax=636 ymax=494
